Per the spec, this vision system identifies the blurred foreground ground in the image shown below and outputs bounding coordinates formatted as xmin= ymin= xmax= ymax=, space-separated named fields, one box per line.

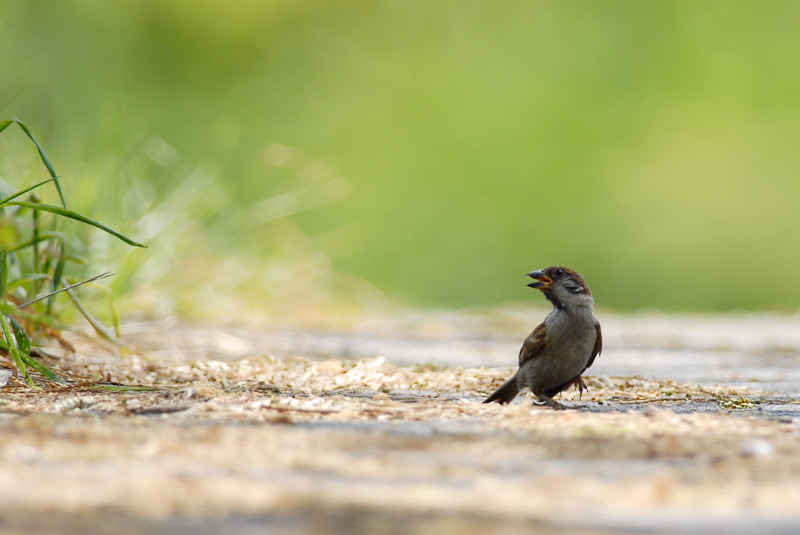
xmin=2 ymin=311 xmax=800 ymax=535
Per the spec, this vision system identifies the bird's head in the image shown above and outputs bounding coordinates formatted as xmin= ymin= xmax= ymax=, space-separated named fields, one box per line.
xmin=527 ymin=266 xmax=594 ymax=310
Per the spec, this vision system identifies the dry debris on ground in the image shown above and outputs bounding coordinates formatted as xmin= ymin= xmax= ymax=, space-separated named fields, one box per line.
xmin=1 ymin=322 xmax=800 ymax=534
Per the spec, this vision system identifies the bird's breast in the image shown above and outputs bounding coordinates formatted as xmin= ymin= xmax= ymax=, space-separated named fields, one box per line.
xmin=544 ymin=311 xmax=597 ymax=366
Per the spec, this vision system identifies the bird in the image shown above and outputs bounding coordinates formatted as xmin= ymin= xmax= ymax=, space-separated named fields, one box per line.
xmin=484 ymin=266 xmax=602 ymax=409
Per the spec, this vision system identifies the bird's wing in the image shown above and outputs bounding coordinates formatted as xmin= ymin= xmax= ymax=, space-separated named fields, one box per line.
xmin=582 ymin=319 xmax=603 ymax=372
xmin=518 ymin=321 xmax=547 ymax=367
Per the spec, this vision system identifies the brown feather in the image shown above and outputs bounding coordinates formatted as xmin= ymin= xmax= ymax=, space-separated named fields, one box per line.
xmin=585 ymin=320 xmax=603 ymax=371
xmin=518 ymin=321 xmax=547 ymax=367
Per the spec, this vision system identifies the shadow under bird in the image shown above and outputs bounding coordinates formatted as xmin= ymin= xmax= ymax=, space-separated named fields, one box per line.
xmin=484 ymin=266 xmax=602 ymax=409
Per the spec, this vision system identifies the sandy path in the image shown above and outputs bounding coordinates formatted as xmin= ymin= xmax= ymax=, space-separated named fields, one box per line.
xmin=1 ymin=312 xmax=799 ymax=534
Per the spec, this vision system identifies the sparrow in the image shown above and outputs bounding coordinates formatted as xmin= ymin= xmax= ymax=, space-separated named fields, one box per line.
xmin=484 ymin=266 xmax=602 ymax=409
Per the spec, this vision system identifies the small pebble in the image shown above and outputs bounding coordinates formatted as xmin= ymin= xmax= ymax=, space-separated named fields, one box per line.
xmin=643 ymin=406 xmax=671 ymax=417
xmin=189 ymin=383 xmax=222 ymax=399
xmin=0 ymin=368 xmax=11 ymax=388
xmin=739 ymin=438 xmax=775 ymax=458
xmin=54 ymin=396 xmax=97 ymax=413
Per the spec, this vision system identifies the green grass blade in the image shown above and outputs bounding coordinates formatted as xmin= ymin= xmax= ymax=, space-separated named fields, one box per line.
xmin=0 ymin=250 xmax=6 ymax=297
xmin=107 ymin=290 xmax=122 ymax=339
xmin=66 ymin=288 xmax=124 ymax=344
xmin=2 ymin=119 xmax=67 ymax=208
xmin=17 ymin=272 xmax=113 ymax=309
xmin=47 ymin=243 xmax=66 ymax=315
xmin=0 ymin=120 xmax=14 ymax=135
xmin=0 ymin=312 xmax=62 ymax=383
xmin=9 ymin=317 xmax=31 ymax=356
xmin=20 ymin=352 xmax=63 ymax=383
xmin=7 ymin=201 xmax=147 ymax=248
xmin=8 ymin=318 xmax=61 ymax=383
xmin=32 ymin=200 xmax=41 ymax=273
xmin=4 ymin=319 xmax=62 ymax=383
xmin=8 ymin=231 xmax=66 ymax=254
xmin=0 ymin=178 xmax=55 ymax=206
xmin=93 ymin=385 xmax=158 ymax=392
xmin=0 ymin=313 xmax=33 ymax=387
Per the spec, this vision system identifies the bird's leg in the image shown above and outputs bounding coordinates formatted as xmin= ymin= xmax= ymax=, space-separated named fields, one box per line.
xmin=576 ymin=376 xmax=588 ymax=396
xmin=571 ymin=377 xmax=589 ymax=409
xmin=534 ymin=392 xmax=566 ymax=410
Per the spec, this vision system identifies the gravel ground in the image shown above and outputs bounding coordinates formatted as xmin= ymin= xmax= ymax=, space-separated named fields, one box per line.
xmin=1 ymin=311 xmax=800 ymax=535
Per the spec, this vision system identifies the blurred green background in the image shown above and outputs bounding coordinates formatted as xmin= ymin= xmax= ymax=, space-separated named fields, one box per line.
xmin=2 ymin=1 xmax=800 ymax=316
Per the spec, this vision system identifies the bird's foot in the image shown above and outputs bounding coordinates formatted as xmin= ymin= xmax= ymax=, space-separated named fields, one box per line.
xmin=535 ymin=395 xmax=566 ymax=410
xmin=576 ymin=376 xmax=588 ymax=395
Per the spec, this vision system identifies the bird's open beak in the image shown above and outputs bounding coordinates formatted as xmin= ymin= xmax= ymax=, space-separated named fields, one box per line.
xmin=526 ymin=270 xmax=552 ymax=290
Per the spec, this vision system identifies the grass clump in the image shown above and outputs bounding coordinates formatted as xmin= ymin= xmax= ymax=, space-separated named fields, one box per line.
xmin=0 ymin=119 xmax=145 ymax=387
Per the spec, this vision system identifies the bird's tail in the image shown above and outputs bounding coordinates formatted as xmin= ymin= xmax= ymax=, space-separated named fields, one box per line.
xmin=483 ymin=375 xmax=519 ymax=404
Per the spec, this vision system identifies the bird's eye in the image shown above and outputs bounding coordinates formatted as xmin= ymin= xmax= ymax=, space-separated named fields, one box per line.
xmin=554 ymin=268 xmax=565 ymax=277
xmin=565 ymin=282 xmax=583 ymax=293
